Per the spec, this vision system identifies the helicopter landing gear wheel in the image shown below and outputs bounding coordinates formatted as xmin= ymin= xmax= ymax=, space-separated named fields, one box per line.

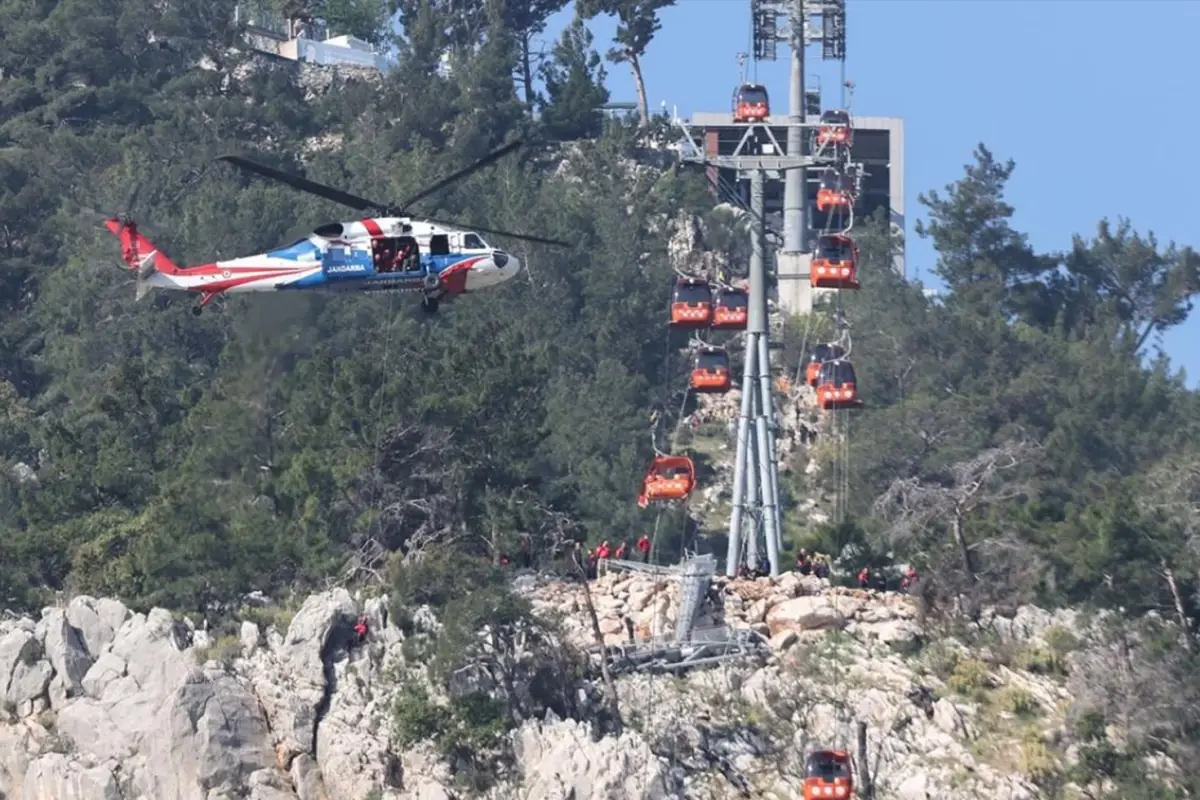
xmin=421 ymin=295 xmax=440 ymax=314
xmin=423 ymin=273 xmax=441 ymax=292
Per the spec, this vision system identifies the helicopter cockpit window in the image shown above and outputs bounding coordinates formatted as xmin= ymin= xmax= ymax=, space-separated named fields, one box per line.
xmin=462 ymin=233 xmax=488 ymax=250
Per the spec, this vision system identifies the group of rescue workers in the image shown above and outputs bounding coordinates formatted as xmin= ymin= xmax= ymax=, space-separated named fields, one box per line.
xmin=343 ymin=547 xmax=922 ymax=650
xmin=577 ymin=535 xmax=653 ymax=579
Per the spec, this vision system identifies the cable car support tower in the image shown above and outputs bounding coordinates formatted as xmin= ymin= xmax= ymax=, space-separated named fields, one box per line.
xmin=674 ymin=125 xmax=822 ymax=579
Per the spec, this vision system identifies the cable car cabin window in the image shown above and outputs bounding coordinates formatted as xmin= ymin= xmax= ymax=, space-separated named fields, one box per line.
xmin=810 ymin=344 xmax=845 ymax=363
xmin=818 ymin=361 xmax=857 ymax=386
xmin=716 ymin=289 xmax=748 ymax=308
xmin=819 ymin=109 xmax=850 ymax=127
xmin=737 ymin=85 xmax=768 ymax=105
xmin=429 ymin=234 xmax=450 ymax=256
xmin=673 ymin=282 xmax=711 ymax=305
xmin=805 ymin=755 xmax=852 ymax=779
xmin=816 ymin=239 xmax=852 ymax=260
xmin=695 ymin=351 xmax=728 ymax=371
xmin=819 ymin=169 xmax=841 ymax=190
xmin=462 ymin=233 xmax=487 ymax=250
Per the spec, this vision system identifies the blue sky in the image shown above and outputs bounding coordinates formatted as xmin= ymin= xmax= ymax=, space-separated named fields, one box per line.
xmin=535 ymin=0 xmax=1200 ymax=385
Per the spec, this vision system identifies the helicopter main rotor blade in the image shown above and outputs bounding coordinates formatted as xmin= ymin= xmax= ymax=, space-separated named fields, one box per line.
xmin=425 ymin=216 xmax=573 ymax=248
xmin=216 ymin=155 xmax=385 ymax=213
xmin=397 ymin=139 xmax=524 ymax=213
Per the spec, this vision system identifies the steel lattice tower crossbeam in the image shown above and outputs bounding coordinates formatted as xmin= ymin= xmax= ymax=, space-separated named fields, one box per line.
xmin=675 ymin=121 xmax=837 ymax=578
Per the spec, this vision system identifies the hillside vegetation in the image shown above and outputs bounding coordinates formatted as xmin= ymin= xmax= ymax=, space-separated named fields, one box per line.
xmin=3 ymin=1 xmax=1200 ymax=795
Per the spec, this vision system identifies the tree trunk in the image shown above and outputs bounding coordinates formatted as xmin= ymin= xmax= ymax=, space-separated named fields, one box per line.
xmin=1162 ymin=560 xmax=1193 ymax=654
xmin=572 ymin=551 xmax=622 ymax=732
xmin=628 ymin=50 xmax=649 ymax=127
xmin=520 ymin=33 xmax=535 ymax=111
xmin=952 ymin=512 xmax=975 ymax=583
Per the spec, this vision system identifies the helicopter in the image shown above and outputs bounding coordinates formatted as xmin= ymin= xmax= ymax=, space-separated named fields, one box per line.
xmin=104 ymin=139 xmax=571 ymax=315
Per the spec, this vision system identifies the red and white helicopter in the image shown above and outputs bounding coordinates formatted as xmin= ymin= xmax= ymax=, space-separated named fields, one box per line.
xmin=105 ymin=140 xmax=570 ymax=315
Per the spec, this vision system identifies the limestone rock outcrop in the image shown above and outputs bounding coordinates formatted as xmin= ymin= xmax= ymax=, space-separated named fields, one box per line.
xmin=0 ymin=576 xmax=1108 ymax=800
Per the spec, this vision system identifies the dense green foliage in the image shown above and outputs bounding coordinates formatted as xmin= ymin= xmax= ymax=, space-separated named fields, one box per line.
xmin=5 ymin=0 xmax=1200 ymax=790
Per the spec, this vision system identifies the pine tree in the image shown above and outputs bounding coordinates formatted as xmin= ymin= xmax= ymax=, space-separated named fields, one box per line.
xmin=538 ymin=17 xmax=609 ymax=141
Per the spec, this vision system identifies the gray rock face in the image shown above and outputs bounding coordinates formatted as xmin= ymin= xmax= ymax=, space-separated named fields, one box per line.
xmin=0 ymin=580 xmax=1107 ymax=800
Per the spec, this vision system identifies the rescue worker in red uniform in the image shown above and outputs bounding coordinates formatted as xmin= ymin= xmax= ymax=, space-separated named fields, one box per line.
xmin=857 ymin=567 xmax=870 ymax=588
xmin=614 ymin=541 xmax=628 ymax=560
xmin=636 ymin=534 xmax=651 ymax=562
xmin=353 ymin=615 xmax=369 ymax=644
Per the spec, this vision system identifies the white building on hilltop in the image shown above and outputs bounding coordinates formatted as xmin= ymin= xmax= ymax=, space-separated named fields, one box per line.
xmin=234 ymin=3 xmax=392 ymax=72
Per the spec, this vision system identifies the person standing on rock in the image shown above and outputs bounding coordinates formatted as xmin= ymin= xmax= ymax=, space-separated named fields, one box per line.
xmin=636 ymin=534 xmax=651 ymax=562
xmin=614 ymin=540 xmax=628 ymax=560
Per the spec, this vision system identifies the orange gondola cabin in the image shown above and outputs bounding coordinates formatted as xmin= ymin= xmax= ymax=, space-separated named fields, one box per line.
xmin=805 ymin=343 xmax=846 ymax=387
xmin=732 ymin=83 xmax=770 ymax=123
xmin=802 ymin=749 xmax=855 ymax=800
xmin=637 ymin=456 xmax=696 ymax=508
xmin=810 ymin=234 xmax=860 ymax=290
xmin=670 ymin=277 xmax=713 ymax=328
xmin=712 ymin=286 xmax=749 ymax=330
xmin=816 ymin=168 xmax=854 ymax=213
xmin=690 ymin=346 xmax=731 ymax=393
xmin=815 ymin=109 xmax=853 ymax=149
xmin=816 ymin=359 xmax=863 ymax=410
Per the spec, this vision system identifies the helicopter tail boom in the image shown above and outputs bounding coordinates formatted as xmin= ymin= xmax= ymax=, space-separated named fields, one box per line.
xmin=105 ymin=218 xmax=181 ymax=275
xmin=104 ymin=218 xmax=182 ymax=300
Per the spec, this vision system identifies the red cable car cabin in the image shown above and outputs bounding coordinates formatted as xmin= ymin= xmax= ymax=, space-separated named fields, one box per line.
xmin=670 ymin=278 xmax=713 ymax=328
xmin=690 ymin=346 xmax=731 ymax=393
xmin=802 ymin=749 xmax=855 ymax=800
xmin=732 ymin=83 xmax=769 ymax=123
xmin=637 ymin=456 xmax=696 ymax=508
xmin=816 ymin=168 xmax=853 ymax=213
xmin=805 ymin=343 xmax=845 ymax=387
xmin=815 ymin=359 xmax=863 ymax=410
xmin=712 ymin=286 xmax=749 ymax=330
xmin=810 ymin=234 xmax=860 ymax=290
xmin=815 ymin=109 xmax=853 ymax=149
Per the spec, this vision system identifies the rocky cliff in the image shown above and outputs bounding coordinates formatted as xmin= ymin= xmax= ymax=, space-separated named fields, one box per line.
xmin=0 ymin=568 xmax=1131 ymax=800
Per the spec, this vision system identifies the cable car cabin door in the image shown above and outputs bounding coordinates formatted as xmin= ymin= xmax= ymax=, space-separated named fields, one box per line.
xmin=322 ymin=242 xmax=375 ymax=281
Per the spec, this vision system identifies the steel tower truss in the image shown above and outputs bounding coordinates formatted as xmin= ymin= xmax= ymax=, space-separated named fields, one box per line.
xmin=675 ymin=119 xmax=840 ymax=578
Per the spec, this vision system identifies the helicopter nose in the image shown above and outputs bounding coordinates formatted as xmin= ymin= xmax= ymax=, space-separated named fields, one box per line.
xmin=493 ymin=250 xmax=519 ymax=278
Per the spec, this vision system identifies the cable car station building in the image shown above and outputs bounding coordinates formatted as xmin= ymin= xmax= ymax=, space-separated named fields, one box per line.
xmin=685 ymin=111 xmax=905 ymax=315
